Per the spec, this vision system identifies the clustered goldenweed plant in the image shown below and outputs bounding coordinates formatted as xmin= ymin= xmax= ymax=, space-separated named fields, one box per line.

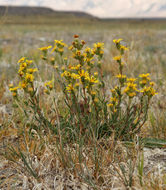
xmin=1 ymin=35 xmax=161 ymax=189
xmin=9 ymin=35 xmax=157 ymax=142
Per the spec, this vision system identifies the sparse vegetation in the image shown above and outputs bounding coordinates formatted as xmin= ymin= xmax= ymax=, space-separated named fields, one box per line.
xmin=0 ymin=17 xmax=166 ymax=190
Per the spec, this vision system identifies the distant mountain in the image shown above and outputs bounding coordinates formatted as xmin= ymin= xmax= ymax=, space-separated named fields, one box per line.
xmin=0 ymin=5 xmax=97 ymax=19
xmin=0 ymin=0 xmax=166 ymax=18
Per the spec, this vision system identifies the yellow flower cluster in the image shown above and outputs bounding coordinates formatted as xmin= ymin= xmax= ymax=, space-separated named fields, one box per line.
xmin=66 ymin=83 xmax=75 ymax=93
xmin=93 ymin=42 xmax=104 ymax=58
xmin=112 ymin=39 xmax=128 ymax=76
xmin=9 ymin=57 xmax=38 ymax=97
xmin=140 ymin=85 xmax=158 ymax=98
xmin=111 ymin=38 xmax=157 ymax=101
xmin=55 ymin=36 xmax=102 ymax=94
xmin=52 ymin=40 xmax=67 ymax=55
xmin=69 ymin=41 xmax=104 ymax=65
xmin=84 ymin=47 xmax=95 ymax=64
xmin=110 ymin=74 xmax=156 ymax=101
xmin=9 ymin=85 xmax=19 ymax=97
xmin=116 ymin=74 xmax=127 ymax=85
xmin=108 ymin=87 xmax=119 ymax=112
xmin=108 ymin=97 xmax=118 ymax=108
xmin=39 ymin=45 xmax=52 ymax=52
xmin=39 ymin=40 xmax=67 ymax=61
xmin=44 ymin=80 xmax=53 ymax=94
xmin=139 ymin=73 xmax=150 ymax=87
xmin=61 ymin=68 xmax=99 ymax=93
xmin=113 ymin=38 xmax=128 ymax=54
xmin=124 ymin=80 xmax=138 ymax=98
xmin=50 ymin=57 xmax=55 ymax=65
xmin=138 ymin=74 xmax=157 ymax=98
xmin=127 ymin=78 xmax=136 ymax=83
xmin=113 ymin=55 xmax=122 ymax=62
xmin=68 ymin=64 xmax=81 ymax=70
xmin=72 ymin=50 xmax=84 ymax=62
xmin=39 ymin=46 xmax=52 ymax=60
xmin=38 ymin=35 xmax=104 ymax=76
xmin=71 ymin=35 xmax=86 ymax=50
xmin=113 ymin=39 xmax=123 ymax=44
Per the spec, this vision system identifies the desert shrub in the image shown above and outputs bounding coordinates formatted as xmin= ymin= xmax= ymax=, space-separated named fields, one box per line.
xmin=9 ymin=35 xmax=157 ymax=142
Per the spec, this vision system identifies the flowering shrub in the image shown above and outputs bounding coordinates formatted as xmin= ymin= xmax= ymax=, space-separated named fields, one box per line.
xmin=9 ymin=35 xmax=157 ymax=141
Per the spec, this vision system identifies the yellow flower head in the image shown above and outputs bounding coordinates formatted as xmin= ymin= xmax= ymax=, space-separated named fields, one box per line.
xmin=25 ymin=73 xmax=34 ymax=83
xmin=124 ymin=82 xmax=137 ymax=98
xmin=18 ymin=57 xmax=26 ymax=64
xmin=75 ymin=64 xmax=81 ymax=70
xmin=68 ymin=45 xmax=73 ymax=50
xmin=45 ymin=80 xmax=53 ymax=90
xmin=9 ymin=86 xmax=19 ymax=92
xmin=86 ymin=75 xmax=98 ymax=84
xmin=10 ymin=86 xmax=19 ymax=97
xmin=18 ymin=70 xmax=24 ymax=77
xmin=140 ymin=86 xmax=157 ymax=98
xmin=113 ymin=55 xmax=122 ymax=61
xmin=127 ymin=78 xmax=136 ymax=83
xmin=94 ymin=42 xmax=104 ymax=49
xmin=139 ymin=73 xmax=149 ymax=77
xmin=100 ymin=50 xmax=104 ymax=55
xmin=94 ymin=98 xmax=99 ymax=103
xmin=54 ymin=40 xmax=67 ymax=48
xmin=116 ymin=74 xmax=126 ymax=79
xmin=108 ymin=103 xmax=114 ymax=107
xmin=90 ymin=91 xmax=96 ymax=96
xmin=127 ymin=82 xmax=137 ymax=89
xmin=78 ymin=70 xmax=89 ymax=78
xmin=113 ymin=39 xmax=123 ymax=44
xmin=39 ymin=45 xmax=52 ymax=52
xmin=19 ymin=62 xmax=27 ymax=70
xmin=110 ymin=97 xmax=118 ymax=104
xmin=19 ymin=81 xmax=27 ymax=89
xmin=116 ymin=74 xmax=126 ymax=85
xmin=128 ymin=92 xmax=136 ymax=98
xmin=61 ymin=71 xmax=71 ymax=78
xmin=85 ymin=47 xmax=91 ymax=53
xmin=26 ymin=60 xmax=33 ymax=65
xmin=71 ymin=73 xmax=80 ymax=80
xmin=108 ymin=96 xmax=118 ymax=111
xmin=76 ymin=50 xmax=81 ymax=56
xmin=12 ymin=92 xmax=17 ymax=97
xmin=27 ymin=68 xmax=38 ymax=74
xmin=139 ymin=73 xmax=151 ymax=87
xmin=120 ymin=45 xmax=129 ymax=51
xmin=85 ymin=57 xmax=93 ymax=63
xmin=150 ymin=82 xmax=155 ymax=86
xmin=58 ymin=48 xmax=64 ymax=53
xmin=66 ymin=84 xmax=74 ymax=93
xmin=75 ymin=83 xmax=80 ymax=87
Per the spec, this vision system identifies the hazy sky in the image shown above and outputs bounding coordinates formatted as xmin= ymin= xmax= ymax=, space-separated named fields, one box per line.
xmin=0 ymin=0 xmax=166 ymax=18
